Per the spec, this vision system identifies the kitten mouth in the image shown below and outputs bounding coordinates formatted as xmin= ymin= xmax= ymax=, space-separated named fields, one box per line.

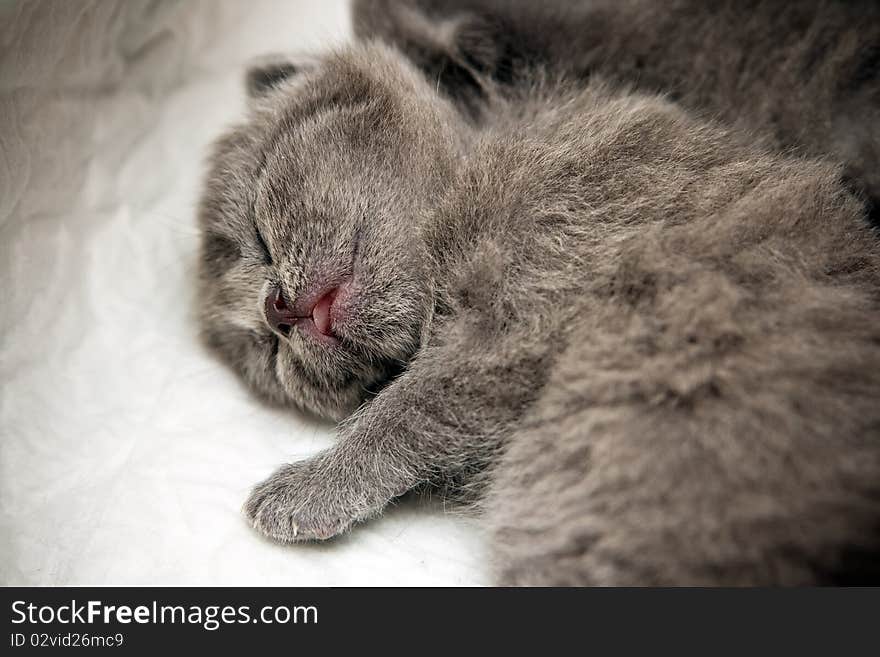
xmin=265 ymin=283 xmax=344 ymax=346
xmin=311 ymin=287 xmax=337 ymax=336
xmin=296 ymin=287 xmax=340 ymax=345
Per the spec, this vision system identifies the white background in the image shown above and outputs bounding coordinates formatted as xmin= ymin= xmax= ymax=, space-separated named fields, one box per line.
xmin=0 ymin=0 xmax=487 ymax=586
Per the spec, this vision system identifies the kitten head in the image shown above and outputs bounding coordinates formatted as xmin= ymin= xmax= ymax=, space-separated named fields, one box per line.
xmin=196 ymin=43 xmax=466 ymax=420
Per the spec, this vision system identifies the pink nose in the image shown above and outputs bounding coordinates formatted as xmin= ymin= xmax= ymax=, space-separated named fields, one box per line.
xmin=265 ymin=285 xmax=297 ymax=336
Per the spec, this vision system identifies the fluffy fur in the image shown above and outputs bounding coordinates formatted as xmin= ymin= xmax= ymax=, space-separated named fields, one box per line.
xmin=196 ymin=3 xmax=880 ymax=584
xmin=355 ymin=0 xmax=880 ymax=227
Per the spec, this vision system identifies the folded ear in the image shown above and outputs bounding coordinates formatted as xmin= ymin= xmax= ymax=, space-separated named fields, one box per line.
xmin=353 ymin=0 xmax=507 ymax=117
xmin=245 ymin=54 xmax=318 ymax=99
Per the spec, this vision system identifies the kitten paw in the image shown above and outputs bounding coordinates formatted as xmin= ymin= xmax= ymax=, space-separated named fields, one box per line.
xmin=244 ymin=460 xmax=364 ymax=543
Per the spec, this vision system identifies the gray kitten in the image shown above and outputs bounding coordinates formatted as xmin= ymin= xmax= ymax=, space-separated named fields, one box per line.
xmin=356 ymin=0 xmax=880 ymax=228
xmin=197 ymin=5 xmax=880 ymax=584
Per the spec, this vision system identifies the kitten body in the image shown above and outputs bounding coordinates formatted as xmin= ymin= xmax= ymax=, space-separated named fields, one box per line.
xmin=197 ymin=9 xmax=880 ymax=584
xmin=355 ymin=0 xmax=880 ymax=226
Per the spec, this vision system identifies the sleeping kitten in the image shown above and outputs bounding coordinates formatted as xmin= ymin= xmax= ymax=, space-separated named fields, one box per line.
xmin=355 ymin=0 xmax=880 ymax=228
xmin=196 ymin=29 xmax=880 ymax=583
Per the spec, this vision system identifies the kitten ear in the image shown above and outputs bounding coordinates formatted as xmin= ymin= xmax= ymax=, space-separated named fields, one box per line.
xmin=245 ymin=54 xmax=317 ymax=99
xmin=353 ymin=0 xmax=504 ymax=117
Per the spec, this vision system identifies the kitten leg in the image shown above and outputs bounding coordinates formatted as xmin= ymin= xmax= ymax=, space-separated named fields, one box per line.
xmin=245 ymin=332 xmax=546 ymax=543
xmin=244 ymin=441 xmax=410 ymax=542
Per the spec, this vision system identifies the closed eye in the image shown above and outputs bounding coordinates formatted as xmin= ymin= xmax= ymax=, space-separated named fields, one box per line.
xmin=254 ymin=221 xmax=273 ymax=264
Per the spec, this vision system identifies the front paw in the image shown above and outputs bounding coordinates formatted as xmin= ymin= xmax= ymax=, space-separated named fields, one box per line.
xmin=244 ymin=459 xmax=365 ymax=543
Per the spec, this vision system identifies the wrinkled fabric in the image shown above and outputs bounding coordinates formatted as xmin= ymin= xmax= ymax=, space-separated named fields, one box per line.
xmin=0 ymin=0 xmax=487 ymax=585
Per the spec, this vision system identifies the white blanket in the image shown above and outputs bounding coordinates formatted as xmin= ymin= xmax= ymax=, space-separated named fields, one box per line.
xmin=0 ymin=0 xmax=488 ymax=586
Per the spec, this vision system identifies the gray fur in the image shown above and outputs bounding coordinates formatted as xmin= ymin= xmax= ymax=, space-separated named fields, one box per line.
xmin=355 ymin=0 xmax=880 ymax=227
xmin=196 ymin=6 xmax=880 ymax=584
